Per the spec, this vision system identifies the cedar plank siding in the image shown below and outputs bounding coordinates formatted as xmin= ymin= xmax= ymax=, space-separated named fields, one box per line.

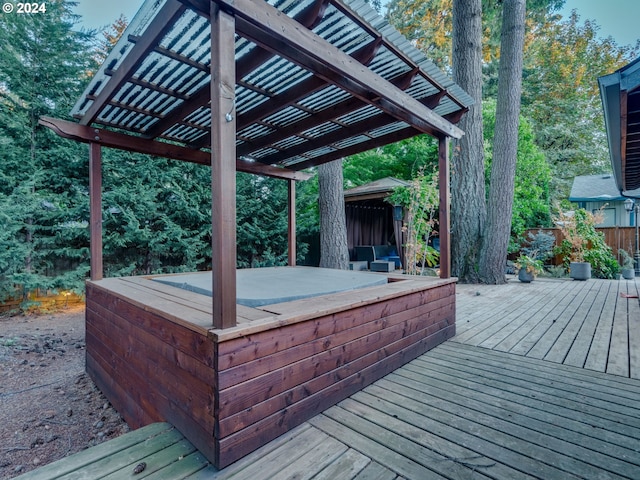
xmin=84 ymin=276 xmax=455 ymax=469
xmin=85 ymin=282 xmax=216 ymax=463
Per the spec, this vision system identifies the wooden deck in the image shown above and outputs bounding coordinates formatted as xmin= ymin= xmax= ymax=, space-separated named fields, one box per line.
xmin=454 ymin=276 xmax=640 ymax=378
xmin=18 ymin=276 xmax=640 ymax=479
xmin=19 ymin=340 xmax=640 ymax=479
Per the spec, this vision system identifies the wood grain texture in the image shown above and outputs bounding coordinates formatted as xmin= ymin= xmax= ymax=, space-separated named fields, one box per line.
xmin=85 ymin=273 xmax=456 ymax=469
xmin=455 ymin=278 xmax=640 ymax=379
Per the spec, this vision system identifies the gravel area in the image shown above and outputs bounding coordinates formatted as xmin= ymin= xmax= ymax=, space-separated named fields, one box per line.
xmin=0 ymin=306 xmax=128 ymax=479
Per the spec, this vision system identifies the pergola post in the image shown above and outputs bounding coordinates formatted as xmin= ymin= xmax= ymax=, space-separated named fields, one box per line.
xmin=288 ymin=179 xmax=296 ymax=266
xmin=438 ymin=136 xmax=451 ymax=279
xmin=211 ymin=3 xmax=237 ymax=329
xmin=89 ymin=142 xmax=103 ymax=281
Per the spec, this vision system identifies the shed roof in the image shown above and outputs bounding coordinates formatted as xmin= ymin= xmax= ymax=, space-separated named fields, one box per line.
xmin=343 ymin=176 xmax=409 ymax=201
xmin=45 ymin=0 xmax=472 ymax=179
xmin=598 ymin=57 xmax=640 ymax=193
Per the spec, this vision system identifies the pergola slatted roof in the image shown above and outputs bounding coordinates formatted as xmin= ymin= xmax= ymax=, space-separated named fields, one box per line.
xmin=62 ymin=0 xmax=471 ymax=177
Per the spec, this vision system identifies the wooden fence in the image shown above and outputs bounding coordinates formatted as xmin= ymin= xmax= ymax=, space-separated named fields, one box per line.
xmin=524 ymin=227 xmax=638 ymax=265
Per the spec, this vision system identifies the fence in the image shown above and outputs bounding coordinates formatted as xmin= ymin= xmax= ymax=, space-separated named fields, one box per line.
xmin=524 ymin=227 xmax=638 ymax=264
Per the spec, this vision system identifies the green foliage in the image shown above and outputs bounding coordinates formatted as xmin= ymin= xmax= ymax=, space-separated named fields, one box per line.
xmin=554 ymin=208 xmax=619 ymax=279
xmin=521 ymin=230 xmax=556 ymax=262
xmin=521 ymin=10 xmax=638 ymax=200
xmin=0 ymin=0 xmax=97 ymax=302
xmin=100 ymin=150 xmax=213 ymax=277
xmin=483 ymin=100 xmax=552 ymax=248
xmin=514 ymin=254 xmax=544 ymax=276
xmin=388 ymin=170 xmax=440 ymax=274
xmin=343 ymin=135 xmax=438 ymax=187
xmin=236 ymin=174 xmax=293 ymax=268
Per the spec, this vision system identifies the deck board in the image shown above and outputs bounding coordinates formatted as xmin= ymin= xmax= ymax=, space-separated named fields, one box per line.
xmin=455 ymin=277 xmax=640 ymax=378
xmin=17 ymin=342 xmax=640 ymax=480
xmin=18 ymin=277 xmax=640 ymax=480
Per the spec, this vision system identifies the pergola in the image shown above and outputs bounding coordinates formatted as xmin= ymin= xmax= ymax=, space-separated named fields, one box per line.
xmin=40 ymin=1 xmax=474 ymax=465
xmin=41 ymin=0 xmax=472 ymax=330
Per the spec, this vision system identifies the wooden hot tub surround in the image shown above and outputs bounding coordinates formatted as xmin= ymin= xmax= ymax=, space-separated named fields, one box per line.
xmin=85 ymin=272 xmax=456 ymax=468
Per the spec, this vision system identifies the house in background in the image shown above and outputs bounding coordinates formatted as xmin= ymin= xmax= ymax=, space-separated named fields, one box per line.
xmin=569 ymin=174 xmax=640 ymax=226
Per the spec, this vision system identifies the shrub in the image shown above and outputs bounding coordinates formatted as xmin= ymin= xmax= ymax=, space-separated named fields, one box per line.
xmin=553 ymin=207 xmax=619 ymax=279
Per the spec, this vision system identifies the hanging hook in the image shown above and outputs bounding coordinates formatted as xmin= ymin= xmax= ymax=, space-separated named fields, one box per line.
xmin=225 ymin=97 xmax=236 ymax=122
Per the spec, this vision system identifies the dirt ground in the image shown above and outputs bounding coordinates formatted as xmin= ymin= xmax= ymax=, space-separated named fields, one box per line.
xmin=0 ymin=306 xmax=128 ymax=479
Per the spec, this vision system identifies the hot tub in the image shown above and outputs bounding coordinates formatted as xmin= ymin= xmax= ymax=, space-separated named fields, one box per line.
xmin=152 ymin=266 xmax=388 ymax=307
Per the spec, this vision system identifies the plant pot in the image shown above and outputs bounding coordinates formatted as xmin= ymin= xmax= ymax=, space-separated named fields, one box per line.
xmin=621 ymin=267 xmax=635 ymax=280
xmin=518 ymin=270 xmax=535 ymax=283
xmin=569 ymin=262 xmax=591 ymax=281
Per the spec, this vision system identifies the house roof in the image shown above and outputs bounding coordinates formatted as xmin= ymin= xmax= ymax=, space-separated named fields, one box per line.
xmin=598 ymin=57 xmax=640 ymax=193
xmin=41 ymin=0 xmax=472 ymax=180
xmin=569 ymin=174 xmax=640 ymax=202
xmin=344 ymin=176 xmax=409 ymax=201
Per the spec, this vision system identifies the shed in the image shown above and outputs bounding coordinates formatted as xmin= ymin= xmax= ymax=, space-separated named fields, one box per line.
xmin=41 ymin=0 xmax=472 ymax=469
xmin=344 ymin=177 xmax=409 ymax=263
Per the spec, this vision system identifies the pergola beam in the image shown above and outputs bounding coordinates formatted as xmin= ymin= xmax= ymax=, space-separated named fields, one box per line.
xmin=205 ymin=0 xmax=463 ymax=139
xmin=190 ymin=37 xmax=383 ymax=149
xmin=236 ymin=69 xmax=421 ymax=158
xmin=89 ymin=143 xmax=103 ymax=281
xmin=438 ymin=137 xmax=450 ymax=279
xmin=39 ymin=117 xmax=310 ymax=181
xmin=145 ymin=0 xmax=331 ymax=140
xmin=289 ymin=126 xmax=422 ymax=170
xmin=256 ymin=111 xmax=400 ymax=165
xmin=79 ymin=0 xmax=187 ymax=126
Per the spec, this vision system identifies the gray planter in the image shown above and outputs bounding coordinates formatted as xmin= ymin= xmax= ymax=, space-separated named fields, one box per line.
xmin=621 ymin=267 xmax=635 ymax=280
xmin=518 ymin=269 xmax=535 ymax=283
xmin=570 ymin=262 xmax=591 ymax=281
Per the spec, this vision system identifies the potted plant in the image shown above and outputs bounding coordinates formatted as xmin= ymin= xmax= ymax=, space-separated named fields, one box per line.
xmin=554 ymin=207 xmax=619 ymax=280
xmin=514 ymin=253 xmax=544 ymax=283
xmin=620 ymin=249 xmax=635 ymax=280
xmin=554 ymin=208 xmax=594 ymax=281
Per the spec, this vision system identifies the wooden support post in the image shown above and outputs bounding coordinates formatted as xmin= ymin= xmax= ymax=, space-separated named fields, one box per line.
xmin=438 ymin=136 xmax=451 ymax=279
xmin=211 ymin=4 xmax=237 ymax=329
xmin=89 ymin=143 xmax=103 ymax=281
xmin=288 ymin=179 xmax=296 ymax=266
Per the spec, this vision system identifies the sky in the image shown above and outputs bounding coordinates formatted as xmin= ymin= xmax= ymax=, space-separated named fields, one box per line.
xmin=559 ymin=0 xmax=639 ymax=47
xmin=74 ymin=0 xmax=639 ymax=48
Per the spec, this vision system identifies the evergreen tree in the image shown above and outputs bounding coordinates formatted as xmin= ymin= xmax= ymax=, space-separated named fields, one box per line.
xmin=236 ymin=173 xmax=291 ymax=268
xmin=0 ymin=0 xmax=97 ymax=301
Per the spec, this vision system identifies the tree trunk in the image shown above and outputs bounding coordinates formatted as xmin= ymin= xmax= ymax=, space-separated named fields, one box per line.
xmin=318 ymin=159 xmax=349 ymax=269
xmin=479 ymin=0 xmax=526 ymax=283
xmin=450 ymin=0 xmax=486 ymax=283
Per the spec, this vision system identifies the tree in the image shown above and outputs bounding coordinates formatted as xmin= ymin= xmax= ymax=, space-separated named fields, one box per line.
xmin=483 ymin=100 xmax=551 ymax=247
xmin=94 ymin=14 xmax=128 ymax=64
xmin=0 ymin=0 xmax=97 ymax=300
xmin=450 ymin=0 xmax=486 ymax=282
xmin=521 ymin=10 xmax=636 ymax=201
xmin=318 ymin=160 xmax=349 ymax=269
xmin=236 ymin=173 xmax=290 ymax=268
xmin=343 ymin=135 xmax=438 ymax=187
xmin=478 ymin=0 xmax=527 ymax=284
